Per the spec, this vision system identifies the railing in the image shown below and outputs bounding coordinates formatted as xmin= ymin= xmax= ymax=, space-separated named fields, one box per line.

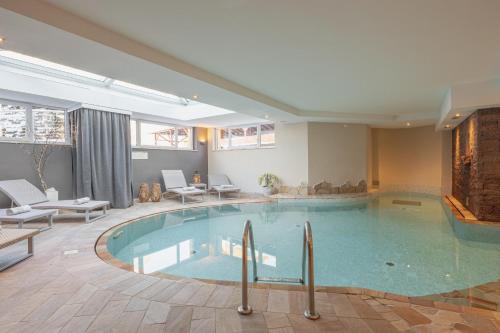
xmin=237 ymin=220 xmax=257 ymax=315
xmin=302 ymin=221 xmax=320 ymax=319
xmin=237 ymin=220 xmax=320 ymax=320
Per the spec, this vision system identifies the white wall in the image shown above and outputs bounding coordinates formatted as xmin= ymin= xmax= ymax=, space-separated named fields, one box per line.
xmin=208 ymin=123 xmax=308 ymax=192
xmin=308 ymin=123 xmax=369 ymax=186
xmin=208 ymin=122 xmax=370 ymax=192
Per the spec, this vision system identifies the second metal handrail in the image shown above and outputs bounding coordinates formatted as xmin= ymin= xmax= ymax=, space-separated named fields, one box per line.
xmin=302 ymin=221 xmax=320 ymax=320
xmin=237 ymin=219 xmax=319 ymax=320
xmin=237 ymin=220 xmax=257 ymax=315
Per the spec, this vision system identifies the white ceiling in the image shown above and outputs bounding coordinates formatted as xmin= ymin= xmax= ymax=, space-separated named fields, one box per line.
xmin=1 ymin=0 xmax=500 ymax=128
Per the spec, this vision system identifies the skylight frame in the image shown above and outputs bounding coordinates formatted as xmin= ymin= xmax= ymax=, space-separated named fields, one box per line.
xmin=0 ymin=49 xmax=237 ymax=119
xmin=0 ymin=50 xmax=107 ymax=82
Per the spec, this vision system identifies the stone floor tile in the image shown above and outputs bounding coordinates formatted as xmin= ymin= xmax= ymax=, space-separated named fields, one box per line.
xmin=264 ymin=312 xmax=291 ymax=329
xmin=143 ymin=301 xmax=171 ymax=325
xmin=59 ymin=315 xmax=96 ymax=333
xmin=392 ymin=306 xmax=432 ymax=327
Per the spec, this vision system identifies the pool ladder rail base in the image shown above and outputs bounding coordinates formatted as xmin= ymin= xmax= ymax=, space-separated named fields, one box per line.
xmin=237 ymin=219 xmax=320 ymax=320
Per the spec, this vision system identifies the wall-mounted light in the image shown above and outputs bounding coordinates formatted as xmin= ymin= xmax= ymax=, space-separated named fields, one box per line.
xmin=405 ymin=122 xmax=411 ymax=127
xmin=0 ymin=36 xmax=5 ymax=43
xmin=264 ymin=114 xmax=269 ymax=119
xmin=192 ymin=95 xmax=198 ymax=100
xmin=452 ymin=113 xmax=461 ymax=120
xmin=445 ymin=124 xmax=451 ymax=129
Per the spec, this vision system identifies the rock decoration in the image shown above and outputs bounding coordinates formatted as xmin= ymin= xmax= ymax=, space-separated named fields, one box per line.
xmin=150 ymin=183 xmax=162 ymax=202
xmin=138 ymin=183 xmax=150 ymax=202
xmin=313 ymin=181 xmax=331 ymax=194
xmin=339 ymin=181 xmax=355 ymax=193
xmin=282 ymin=179 xmax=368 ymax=195
xmin=356 ymin=180 xmax=367 ymax=193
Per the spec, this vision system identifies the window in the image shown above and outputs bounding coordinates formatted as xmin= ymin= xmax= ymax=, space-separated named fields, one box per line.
xmin=133 ymin=119 xmax=194 ymax=150
xmin=177 ymin=127 xmax=193 ymax=149
xmin=231 ymin=126 xmax=258 ymax=148
xmin=140 ymin=122 xmax=177 ymax=147
xmin=130 ymin=120 xmax=137 ymax=146
xmin=214 ymin=123 xmax=275 ymax=150
xmin=0 ymin=103 xmax=27 ymax=140
xmin=33 ymin=107 xmax=65 ymax=142
xmin=260 ymin=123 xmax=275 ymax=147
xmin=0 ymin=100 xmax=67 ymax=144
xmin=216 ymin=128 xmax=229 ymax=150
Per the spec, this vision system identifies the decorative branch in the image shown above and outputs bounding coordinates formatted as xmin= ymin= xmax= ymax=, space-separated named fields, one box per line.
xmin=18 ymin=114 xmax=64 ymax=191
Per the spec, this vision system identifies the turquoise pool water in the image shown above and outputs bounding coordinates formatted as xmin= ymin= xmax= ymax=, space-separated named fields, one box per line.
xmin=106 ymin=194 xmax=500 ymax=296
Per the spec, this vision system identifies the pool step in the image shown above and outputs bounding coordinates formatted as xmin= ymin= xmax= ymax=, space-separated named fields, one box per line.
xmin=256 ymin=276 xmax=304 ymax=284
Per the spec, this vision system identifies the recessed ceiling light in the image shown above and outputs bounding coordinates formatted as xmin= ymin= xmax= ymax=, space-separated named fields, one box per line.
xmin=455 ymin=113 xmax=460 ymax=117
xmin=264 ymin=115 xmax=269 ymax=119
xmin=192 ymin=95 xmax=198 ymax=100
xmin=406 ymin=122 xmax=411 ymax=127
xmin=445 ymin=124 xmax=451 ymax=129
xmin=0 ymin=36 xmax=4 ymax=43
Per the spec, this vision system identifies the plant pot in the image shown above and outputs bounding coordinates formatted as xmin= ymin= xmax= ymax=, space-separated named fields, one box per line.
xmin=262 ymin=186 xmax=273 ymax=196
xmin=45 ymin=188 xmax=59 ymax=201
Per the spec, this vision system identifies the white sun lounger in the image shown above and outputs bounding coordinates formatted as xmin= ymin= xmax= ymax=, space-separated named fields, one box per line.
xmin=0 ymin=208 xmax=57 ymax=231
xmin=208 ymin=174 xmax=241 ymax=200
xmin=161 ymin=170 xmax=204 ymax=204
xmin=0 ymin=180 xmax=109 ymax=224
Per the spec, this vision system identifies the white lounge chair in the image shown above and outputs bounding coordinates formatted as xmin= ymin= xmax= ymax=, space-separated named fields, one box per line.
xmin=0 ymin=179 xmax=109 ymax=224
xmin=161 ymin=170 xmax=204 ymax=204
xmin=0 ymin=208 xmax=57 ymax=231
xmin=208 ymin=174 xmax=241 ymax=200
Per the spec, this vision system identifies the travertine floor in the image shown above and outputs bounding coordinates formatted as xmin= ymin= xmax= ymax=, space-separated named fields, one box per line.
xmin=0 ymin=196 xmax=499 ymax=333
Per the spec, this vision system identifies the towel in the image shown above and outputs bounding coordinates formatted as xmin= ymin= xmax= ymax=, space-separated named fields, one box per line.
xmin=74 ymin=197 xmax=90 ymax=205
xmin=220 ymin=184 xmax=234 ymax=188
xmin=6 ymin=205 xmax=32 ymax=216
xmin=182 ymin=186 xmax=196 ymax=191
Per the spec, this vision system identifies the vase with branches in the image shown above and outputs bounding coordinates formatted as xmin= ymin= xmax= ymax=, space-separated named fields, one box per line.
xmin=19 ymin=114 xmax=64 ymax=192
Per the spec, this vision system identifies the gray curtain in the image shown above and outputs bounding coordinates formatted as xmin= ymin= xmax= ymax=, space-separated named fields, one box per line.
xmin=70 ymin=108 xmax=133 ymax=208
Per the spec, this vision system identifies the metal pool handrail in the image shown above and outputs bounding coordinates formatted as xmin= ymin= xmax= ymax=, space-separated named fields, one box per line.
xmin=237 ymin=219 xmax=257 ymax=315
xmin=237 ymin=219 xmax=319 ymax=320
xmin=302 ymin=221 xmax=320 ymax=320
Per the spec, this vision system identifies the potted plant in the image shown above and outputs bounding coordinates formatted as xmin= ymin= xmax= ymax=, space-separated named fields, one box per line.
xmin=258 ymin=173 xmax=279 ymax=196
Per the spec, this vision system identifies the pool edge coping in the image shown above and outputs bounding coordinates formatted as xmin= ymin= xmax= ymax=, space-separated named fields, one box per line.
xmin=95 ymin=195 xmax=500 ymax=316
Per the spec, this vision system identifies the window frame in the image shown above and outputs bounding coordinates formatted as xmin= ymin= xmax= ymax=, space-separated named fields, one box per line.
xmin=132 ymin=118 xmax=195 ymax=151
xmin=0 ymin=99 xmax=69 ymax=145
xmin=213 ymin=123 xmax=275 ymax=151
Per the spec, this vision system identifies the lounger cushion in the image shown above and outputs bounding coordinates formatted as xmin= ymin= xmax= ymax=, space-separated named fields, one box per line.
xmin=0 ymin=209 xmax=57 ymax=222
xmin=212 ymin=185 xmax=240 ymax=193
xmin=32 ymin=200 xmax=109 ymax=211
xmin=169 ymin=188 xmax=204 ymax=195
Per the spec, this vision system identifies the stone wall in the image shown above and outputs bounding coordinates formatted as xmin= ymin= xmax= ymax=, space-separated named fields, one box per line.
xmin=452 ymin=108 xmax=500 ymax=221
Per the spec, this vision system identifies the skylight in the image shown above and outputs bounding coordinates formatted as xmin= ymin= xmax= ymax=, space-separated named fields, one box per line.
xmin=112 ymin=80 xmax=187 ymax=104
xmin=0 ymin=50 xmax=107 ymax=81
xmin=0 ymin=49 xmax=236 ymax=121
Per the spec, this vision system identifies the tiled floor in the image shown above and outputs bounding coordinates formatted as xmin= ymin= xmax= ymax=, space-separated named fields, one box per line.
xmin=0 ymin=195 xmax=499 ymax=333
